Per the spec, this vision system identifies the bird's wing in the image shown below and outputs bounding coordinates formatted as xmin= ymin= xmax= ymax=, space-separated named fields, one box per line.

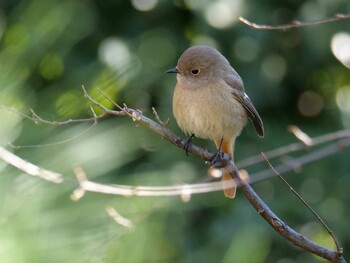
xmin=231 ymin=89 xmax=264 ymax=138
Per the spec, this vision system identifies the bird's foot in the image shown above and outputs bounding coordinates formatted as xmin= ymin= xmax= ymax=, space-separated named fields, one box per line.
xmin=209 ymin=138 xmax=231 ymax=168
xmin=183 ymin=134 xmax=194 ymax=156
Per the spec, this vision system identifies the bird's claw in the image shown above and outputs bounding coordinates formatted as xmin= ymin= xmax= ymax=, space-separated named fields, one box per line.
xmin=209 ymin=149 xmax=231 ymax=168
xmin=183 ymin=134 xmax=194 ymax=156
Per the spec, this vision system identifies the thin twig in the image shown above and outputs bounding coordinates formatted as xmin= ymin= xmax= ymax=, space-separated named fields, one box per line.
xmin=239 ymin=13 xmax=350 ymax=30
xmin=9 ymin=123 xmax=97 ymax=149
xmin=288 ymin=125 xmax=313 ymax=146
xmin=152 ymin=107 xmax=169 ymax=126
xmin=261 ymin=152 xmax=342 ymax=254
xmin=2 ymin=104 xmax=106 ymax=149
xmin=1 ymin=105 xmax=105 ymax=125
xmin=237 ymin=129 xmax=350 ymax=168
xmin=82 ymin=86 xmax=125 ymax=115
xmin=252 ymin=138 xmax=350 ymax=182
xmin=106 ymin=206 xmax=134 ymax=230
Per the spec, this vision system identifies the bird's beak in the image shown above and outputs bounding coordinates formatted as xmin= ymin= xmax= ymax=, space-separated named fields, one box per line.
xmin=166 ymin=67 xmax=179 ymax=74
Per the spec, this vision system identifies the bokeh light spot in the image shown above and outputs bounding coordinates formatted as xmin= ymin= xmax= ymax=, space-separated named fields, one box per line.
xmin=3 ymin=24 xmax=29 ymax=49
xmin=192 ymin=35 xmax=218 ymax=48
xmin=184 ymin=0 xmax=201 ymax=10
xmin=205 ymin=0 xmax=243 ymax=29
xmin=299 ymin=178 xmax=324 ymax=203
xmin=39 ymin=52 xmax=64 ymax=80
xmin=234 ymin=36 xmax=259 ymax=62
xmin=99 ymin=38 xmax=131 ymax=72
xmin=331 ymin=32 xmax=350 ymax=69
xmin=261 ymin=54 xmax=287 ymax=83
xmin=319 ymin=198 xmax=344 ymax=222
xmin=131 ymin=0 xmax=158 ymax=12
xmin=55 ymin=91 xmax=81 ymax=118
xmin=297 ymin=91 xmax=324 ymax=117
xmin=336 ymin=86 xmax=350 ymax=112
xmin=336 ymin=86 xmax=350 ymax=127
xmin=299 ymin=0 xmax=326 ymax=20
xmin=313 ymin=230 xmax=336 ymax=250
xmin=138 ymin=30 xmax=176 ymax=69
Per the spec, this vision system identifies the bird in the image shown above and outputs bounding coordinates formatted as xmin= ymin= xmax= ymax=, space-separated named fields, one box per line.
xmin=167 ymin=45 xmax=264 ymax=198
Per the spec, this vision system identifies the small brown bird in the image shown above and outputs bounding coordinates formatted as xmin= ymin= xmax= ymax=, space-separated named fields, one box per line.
xmin=167 ymin=45 xmax=264 ymax=198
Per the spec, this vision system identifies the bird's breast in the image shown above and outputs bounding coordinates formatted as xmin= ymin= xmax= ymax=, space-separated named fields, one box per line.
xmin=173 ymin=82 xmax=248 ymax=140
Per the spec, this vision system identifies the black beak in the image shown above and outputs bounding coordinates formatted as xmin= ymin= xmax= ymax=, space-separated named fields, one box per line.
xmin=166 ymin=67 xmax=179 ymax=74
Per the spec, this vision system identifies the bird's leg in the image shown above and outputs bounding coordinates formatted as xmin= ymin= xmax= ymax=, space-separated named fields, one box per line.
xmin=183 ymin=134 xmax=195 ymax=156
xmin=210 ymin=138 xmax=231 ymax=168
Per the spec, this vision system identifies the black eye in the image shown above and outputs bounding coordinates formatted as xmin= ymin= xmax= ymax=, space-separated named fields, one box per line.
xmin=190 ymin=69 xmax=200 ymax=75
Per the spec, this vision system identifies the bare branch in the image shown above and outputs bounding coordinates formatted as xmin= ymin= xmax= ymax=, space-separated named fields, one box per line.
xmin=237 ymin=129 xmax=350 ymax=168
xmin=253 ymin=137 xmax=350 ymax=182
xmin=239 ymin=13 xmax=350 ymax=30
xmin=106 ymin=206 xmax=134 ymax=230
xmin=29 ymin=108 xmax=107 ymax=125
xmin=70 ymin=156 xmax=348 ymax=262
xmin=227 ymin=162 xmax=345 ymax=263
xmin=80 ymin=88 xmax=346 ymax=262
xmin=262 ymin=153 xmax=342 ymax=254
xmin=68 ymin=138 xmax=350 ymax=198
xmin=1 ymin=105 xmax=100 ymax=125
xmin=3 ymin=88 xmax=348 ymax=262
xmin=0 ymin=146 xmax=63 ymax=183
xmin=152 ymin=106 xmax=169 ymax=127
xmin=288 ymin=125 xmax=313 ymax=146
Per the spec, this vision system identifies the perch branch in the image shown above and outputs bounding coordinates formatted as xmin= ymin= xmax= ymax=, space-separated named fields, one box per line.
xmin=1 ymin=88 xmax=347 ymax=262
xmin=79 ymin=88 xmax=346 ymax=262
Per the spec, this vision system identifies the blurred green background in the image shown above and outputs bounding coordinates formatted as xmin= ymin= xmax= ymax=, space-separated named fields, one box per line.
xmin=1 ymin=0 xmax=350 ymax=262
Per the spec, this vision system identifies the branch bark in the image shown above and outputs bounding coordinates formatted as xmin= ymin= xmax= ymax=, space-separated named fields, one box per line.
xmin=80 ymin=87 xmax=346 ymax=262
xmin=1 ymin=87 xmax=347 ymax=262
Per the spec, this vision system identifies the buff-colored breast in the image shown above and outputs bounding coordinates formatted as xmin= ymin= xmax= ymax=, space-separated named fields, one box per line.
xmin=173 ymin=80 xmax=248 ymax=141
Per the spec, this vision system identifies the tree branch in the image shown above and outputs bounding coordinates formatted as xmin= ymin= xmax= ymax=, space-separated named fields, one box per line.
xmin=1 ymin=88 xmax=348 ymax=262
xmin=79 ymin=88 xmax=346 ymax=262
xmin=239 ymin=13 xmax=350 ymax=30
xmin=237 ymin=128 xmax=350 ymax=168
xmin=227 ymin=162 xmax=345 ymax=263
xmin=0 ymin=146 xmax=63 ymax=183
xmin=261 ymin=153 xmax=342 ymax=255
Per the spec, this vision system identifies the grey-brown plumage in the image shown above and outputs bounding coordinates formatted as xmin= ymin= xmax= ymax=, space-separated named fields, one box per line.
xmin=167 ymin=45 xmax=264 ymax=198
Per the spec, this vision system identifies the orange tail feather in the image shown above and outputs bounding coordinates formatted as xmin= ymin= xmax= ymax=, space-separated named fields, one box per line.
xmin=214 ymin=139 xmax=236 ymax=198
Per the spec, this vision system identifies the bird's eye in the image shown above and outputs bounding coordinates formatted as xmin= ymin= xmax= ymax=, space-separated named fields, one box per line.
xmin=190 ymin=69 xmax=200 ymax=75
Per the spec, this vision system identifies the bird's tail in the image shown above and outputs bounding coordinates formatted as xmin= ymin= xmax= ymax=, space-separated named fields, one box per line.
xmin=215 ymin=139 xmax=236 ymax=198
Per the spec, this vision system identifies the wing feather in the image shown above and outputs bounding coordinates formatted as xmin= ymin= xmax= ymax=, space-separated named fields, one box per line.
xmin=231 ymin=89 xmax=264 ymax=137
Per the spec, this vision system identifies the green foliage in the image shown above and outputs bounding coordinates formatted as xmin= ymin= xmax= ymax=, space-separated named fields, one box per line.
xmin=1 ymin=0 xmax=350 ymax=262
